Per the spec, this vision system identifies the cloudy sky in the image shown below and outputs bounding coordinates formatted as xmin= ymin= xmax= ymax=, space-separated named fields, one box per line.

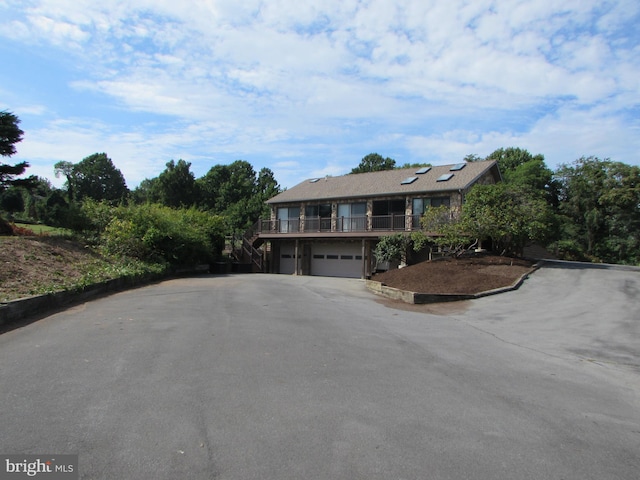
xmin=1 ymin=0 xmax=638 ymax=189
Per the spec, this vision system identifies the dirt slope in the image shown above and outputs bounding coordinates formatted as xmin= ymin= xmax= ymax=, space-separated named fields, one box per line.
xmin=0 ymin=236 xmax=103 ymax=302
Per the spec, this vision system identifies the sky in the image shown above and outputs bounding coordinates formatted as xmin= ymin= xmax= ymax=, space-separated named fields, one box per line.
xmin=1 ymin=0 xmax=639 ymax=190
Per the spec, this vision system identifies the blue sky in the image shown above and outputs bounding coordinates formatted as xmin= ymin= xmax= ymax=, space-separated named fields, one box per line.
xmin=1 ymin=0 xmax=639 ymax=190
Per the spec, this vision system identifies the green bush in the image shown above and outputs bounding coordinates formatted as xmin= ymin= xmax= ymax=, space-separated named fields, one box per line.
xmin=374 ymin=233 xmax=410 ymax=265
xmin=551 ymin=239 xmax=588 ymax=262
xmin=84 ymin=202 xmax=225 ymax=266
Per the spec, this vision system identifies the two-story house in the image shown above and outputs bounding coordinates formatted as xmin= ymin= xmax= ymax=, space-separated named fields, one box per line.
xmin=251 ymin=160 xmax=501 ymax=278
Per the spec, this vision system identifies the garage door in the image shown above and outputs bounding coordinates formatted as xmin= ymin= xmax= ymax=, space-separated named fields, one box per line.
xmin=279 ymin=243 xmax=296 ymax=275
xmin=311 ymin=243 xmax=363 ymax=278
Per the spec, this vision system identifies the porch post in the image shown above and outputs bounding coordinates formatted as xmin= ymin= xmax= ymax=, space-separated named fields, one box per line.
xmin=361 ymin=239 xmax=366 ymax=279
xmin=294 ymin=238 xmax=300 ymax=275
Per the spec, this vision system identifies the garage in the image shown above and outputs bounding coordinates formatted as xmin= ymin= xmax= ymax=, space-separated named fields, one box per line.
xmin=311 ymin=242 xmax=363 ymax=278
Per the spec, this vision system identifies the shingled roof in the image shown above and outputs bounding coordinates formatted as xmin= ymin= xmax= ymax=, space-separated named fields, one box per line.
xmin=267 ymin=160 xmax=501 ymax=204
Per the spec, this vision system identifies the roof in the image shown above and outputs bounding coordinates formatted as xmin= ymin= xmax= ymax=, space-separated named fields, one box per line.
xmin=267 ymin=160 xmax=501 ymax=204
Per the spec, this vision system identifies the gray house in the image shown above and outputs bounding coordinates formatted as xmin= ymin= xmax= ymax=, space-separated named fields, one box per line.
xmin=248 ymin=160 xmax=501 ymax=278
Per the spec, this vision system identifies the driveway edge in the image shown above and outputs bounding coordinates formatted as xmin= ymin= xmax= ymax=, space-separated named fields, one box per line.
xmin=0 ymin=265 xmax=210 ymax=330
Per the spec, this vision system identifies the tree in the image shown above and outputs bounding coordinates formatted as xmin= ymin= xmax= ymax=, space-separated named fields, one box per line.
xmin=42 ymin=191 xmax=70 ymax=227
xmin=56 ymin=154 xmax=128 ymax=203
xmin=351 ymin=153 xmax=396 ymax=174
xmin=0 ymin=161 xmax=33 ymax=192
xmin=156 ymin=159 xmax=198 ymax=208
xmin=0 ymin=187 xmax=25 ymax=218
xmin=484 ymin=147 xmax=559 ymax=207
xmin=22 ymin=176 xmax=53 ymax=220
xmin=0 ymin=111 xmax=24 ymax=157
xmin=416 ymin=183 xmax=557 ymax=257
xmin=0 ymin=111 xmax=37 ymax=192
xmin=1 ymin=111 xmax=38 ymax=232
xmin=221 ymin=160 xmax=258 ymax=208
xmin=197 ymin=161 xmax=281 ymax=233
xmin=399 ymin=162 xmax=431 ymax=169
xmin=556 ymin=157 xmax=640 ymax=264
xmin=257 ymin=167 xmax=280 ymax=194
xmin=198 ymin=164 xmax=231 ymax=211
xmin=460 ymin=183 xmax=557 ymax=256
xmin=131 ymin=177 xmax=161 ymax=204
xmin=485 ymin=147 xmax=544 ymax=175
xmin=463 ymin=154 xmax=483 ymax=162
xmin=73 ymin=153 xmax=128 ymax=203
xmin=54 ymin=160 xmax=76 ymax=202
xmin=411 ymin=205 xmax=466 ymax=254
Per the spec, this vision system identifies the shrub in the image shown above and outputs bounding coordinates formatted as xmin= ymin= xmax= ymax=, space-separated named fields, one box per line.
xmin=551 ymin=239 xmax=588 ymax=262
xmin=98 ymin=203 xmax=225 ymax=266
xmin=374 ymin=233 xmax=410 ymax=266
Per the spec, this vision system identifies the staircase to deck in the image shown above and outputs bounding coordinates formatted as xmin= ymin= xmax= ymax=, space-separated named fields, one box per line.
xmin=230 ymin=221 xmax=265 ymax=272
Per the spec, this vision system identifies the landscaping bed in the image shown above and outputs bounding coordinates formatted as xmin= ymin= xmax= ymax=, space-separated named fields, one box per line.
xmin=372 ymin=254 xmax=535 ymax=295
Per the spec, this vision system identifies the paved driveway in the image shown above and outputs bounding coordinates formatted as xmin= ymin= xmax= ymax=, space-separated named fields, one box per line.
xmin=1 ymin=265 xmax=639 ymax=480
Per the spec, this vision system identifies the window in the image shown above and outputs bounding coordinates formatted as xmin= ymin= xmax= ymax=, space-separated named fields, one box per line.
xmin=401 ymin=176 xmax=418 ymax=185
xmin=305 ymin=204 xmax=332 ymax=231
xmin=437 ymin=173 xmax=454 ymax=182
xmin=372 ymin=199 xmax=405 ymax=230
xmin=305 ymin=204 xmax=332 ymax=217
xmin=412 ymin=197 xmax=451 ymax=228
xmin=277 ymin=207 xmax=300 ymax=233
xmin=430 ymin=197 xmax=450 ymax=208
xmin=337 ymin=202 xmax=366 ymax=231
xmin=416 ymin=166 xmax=431 ymax=174
xmin=450 ymin=163 xmax=466 ymax=171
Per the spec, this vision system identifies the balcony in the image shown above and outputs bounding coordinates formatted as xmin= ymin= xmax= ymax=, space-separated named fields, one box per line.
xmin=258 ymin=214 xmax=415 ymax=235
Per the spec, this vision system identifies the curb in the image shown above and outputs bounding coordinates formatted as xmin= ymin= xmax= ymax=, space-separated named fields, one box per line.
xmin=0 ymin=265 xmax=210 ymax=331
xmin=365 ymin=264 xmax=539 ymax=304
xmin=534 ymin=259 xmax=640 ymax=272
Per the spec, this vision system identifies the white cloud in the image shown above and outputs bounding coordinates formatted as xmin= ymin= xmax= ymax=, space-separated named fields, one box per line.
xmin=1 ymin=0 xmax=638 ymax=190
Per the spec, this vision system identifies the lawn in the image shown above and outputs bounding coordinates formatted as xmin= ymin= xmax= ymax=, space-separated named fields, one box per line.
xmin=13 ymin=223 xmax=72 ymax=236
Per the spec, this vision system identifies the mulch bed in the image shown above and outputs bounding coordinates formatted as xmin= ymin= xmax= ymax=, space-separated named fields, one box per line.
xmin=372 ymin=254 xmax=535 ymax=295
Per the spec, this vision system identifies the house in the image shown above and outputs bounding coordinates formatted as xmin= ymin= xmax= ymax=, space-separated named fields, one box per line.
xmin=247 ymin=160 xmax=501 ymax=279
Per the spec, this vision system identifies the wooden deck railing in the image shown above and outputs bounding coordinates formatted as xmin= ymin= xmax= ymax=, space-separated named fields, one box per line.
xmin=257 ymin=214 xmax=414 ymax=234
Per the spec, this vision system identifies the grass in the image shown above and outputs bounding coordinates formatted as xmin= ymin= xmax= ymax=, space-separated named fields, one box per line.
xmin=13 ymin=223 xmax=72 ymax=236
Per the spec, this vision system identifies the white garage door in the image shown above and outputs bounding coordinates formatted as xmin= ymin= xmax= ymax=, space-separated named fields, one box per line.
xmin=311 ymin=243 xmax=363 ymax=278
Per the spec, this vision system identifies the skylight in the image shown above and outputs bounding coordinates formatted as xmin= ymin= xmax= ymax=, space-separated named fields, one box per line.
xmin=415 ymin=166 xmax=431 ymax=174
xmin=309 ymin=178 xmax=320 ymax=183
xmin=401 ymin=176 xmax=418 ymax=185
xmin=437 ymin=173 xmax=454 ymax=182
xmin=450 ymin=163 xmax=466 ymax=171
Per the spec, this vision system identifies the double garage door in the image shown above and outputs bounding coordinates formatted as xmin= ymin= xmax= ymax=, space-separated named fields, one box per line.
xmin=279 ymin=242 xmax=363 ymax=278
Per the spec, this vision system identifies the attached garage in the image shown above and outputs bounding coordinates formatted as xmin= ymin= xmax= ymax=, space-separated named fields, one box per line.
xmin=269 ymin=238 xmax=372 ymax=278
xmin=310 ymin=242 xmax=363 ymax=278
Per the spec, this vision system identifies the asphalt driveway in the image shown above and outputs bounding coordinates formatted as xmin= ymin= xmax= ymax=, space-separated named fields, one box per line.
xmin=0 ymin=264 xmax=638 ymax=479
